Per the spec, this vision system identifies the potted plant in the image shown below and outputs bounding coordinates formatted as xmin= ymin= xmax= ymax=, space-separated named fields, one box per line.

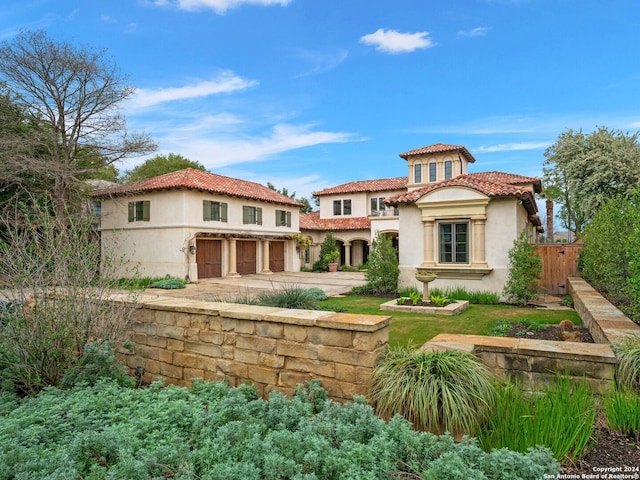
xmin=323 ymin=249 xmax=340 ymax=272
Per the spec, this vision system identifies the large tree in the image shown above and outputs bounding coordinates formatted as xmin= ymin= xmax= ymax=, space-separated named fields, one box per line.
xmin=121 ymin=153 xmax=206 ymax=183
xmin=0 ymin=30 xmax=156 ymax=218
xmin=543 ymin=127 xmax=640 ymax=236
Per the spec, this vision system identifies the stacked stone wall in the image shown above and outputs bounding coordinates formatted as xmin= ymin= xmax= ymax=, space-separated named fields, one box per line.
xmin=123 ymin=296 xmax=390 ymax=402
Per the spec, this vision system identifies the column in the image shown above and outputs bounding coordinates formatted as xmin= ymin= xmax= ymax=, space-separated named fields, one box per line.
xmin=472 ymin=218 xmax=488 ymax=267
xmin=227 ymin=238 xmax=240 ymax=277
xmin=344 ymin=242 xmax=351 ymax=267
xmin=261 ymin=240 xmax=272 ymax=274
xmin=421 ymin=220 xmax=436 ymax=267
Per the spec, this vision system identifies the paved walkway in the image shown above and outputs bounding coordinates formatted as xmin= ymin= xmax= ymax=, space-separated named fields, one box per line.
xmin=142 ymin=271 xmax=367 ymax=302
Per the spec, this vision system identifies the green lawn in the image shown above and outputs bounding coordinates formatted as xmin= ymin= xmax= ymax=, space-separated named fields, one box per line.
xmin=320 ymin=296 xmax=581 ymax=348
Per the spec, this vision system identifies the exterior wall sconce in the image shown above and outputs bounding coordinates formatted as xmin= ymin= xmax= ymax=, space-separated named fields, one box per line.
xmin=189 ymin=244 xmax=196 ymax=255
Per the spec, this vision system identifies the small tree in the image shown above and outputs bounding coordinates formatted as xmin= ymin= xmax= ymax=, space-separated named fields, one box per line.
xmin=313 ymin=232 xmax=339 ymax=272
xmin=502 ymin=229 xmax=542 ymax=306
xmin=0 ymin=200 xmax=138 ymax=395
xmin=364 ymin=233 xmax=399 ymax=294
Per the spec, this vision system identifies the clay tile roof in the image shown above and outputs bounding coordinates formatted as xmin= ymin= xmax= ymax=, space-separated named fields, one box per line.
xmin=398 ymin=143 xmax=476 ymax=163
xmin=91 ymin=168 xmax=302 ymax=207
xmin=466 ymin=171 xmax=542 ymax=193
xmin=386 ymin=170 xmax=541 ymax=215
xmin=299 ymin=211 xmax=371 ymax=231
xmin=313 ymin=177 xmax=408 ymax=196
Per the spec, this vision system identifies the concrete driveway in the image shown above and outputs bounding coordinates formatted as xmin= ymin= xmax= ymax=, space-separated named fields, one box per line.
xmin=144 ymin=271 xmax=367 ymax=301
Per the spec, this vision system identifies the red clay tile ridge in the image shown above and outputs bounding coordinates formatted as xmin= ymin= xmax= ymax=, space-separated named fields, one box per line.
xmin=313 ymin=177 xmax=408 ymax=197
xmin=399 ymin=143 xmax=476 ymax=163
xmin=91 ymin=168 xmax=303 ymax=207
xmin=300 ymin=211 xmax=371 ymax=231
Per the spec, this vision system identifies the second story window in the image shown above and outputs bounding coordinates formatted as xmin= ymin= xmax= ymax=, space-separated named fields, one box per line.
xmin=243 ymin=206 xmax=262 ymax=225
xmin=444 ymin=160 xmax=453 ymax=180
xmin=275 ymin=210 xmax=291 ymax=227
xmin=414 ymin=163 xmax=422 ymax=183
xmin=429 ymin=163 xmax=437 ymax=182
xmin=128 ymin=200 xmax=150 ymax=222
xmin=203 ymin=200 xmax=228 ymax=222
xmin=333 ymin=199 xmax=352 ymax=216
xmin=371 ymin=197 xmax=386 ymax=215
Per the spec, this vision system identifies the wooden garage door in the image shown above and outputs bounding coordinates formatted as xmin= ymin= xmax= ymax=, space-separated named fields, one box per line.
xmin=270 ymin=241 xmax=285 ymax=272
xmin=236 ymin=240 xmax=257 ymax=275
xmin=196 ymin=239 xmax=222 ymax=279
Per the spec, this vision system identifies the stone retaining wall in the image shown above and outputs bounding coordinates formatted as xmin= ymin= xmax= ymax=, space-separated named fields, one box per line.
xmin=420 ymin=276 xmax=640 ymax=393
xmin=121 ymin=294 xmax=390 ymax=402
xmin=568 ymin=276 xmax=640 ymax=344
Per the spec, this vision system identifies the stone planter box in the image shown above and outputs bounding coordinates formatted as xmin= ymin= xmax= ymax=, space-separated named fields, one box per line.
xmin=380 ymin=299 xmax=469 ymax=316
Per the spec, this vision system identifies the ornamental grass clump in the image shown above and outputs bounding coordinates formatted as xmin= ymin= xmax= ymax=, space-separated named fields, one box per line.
xmin=369 ymin=347 xmax=496 ymax=437
xmin=613 ymin=335 xmax=640 ymax=391
xmin=604 ymin=387 xmax=640 ymax=441
xmin=477 ymin=376 xmax=596 ymax=464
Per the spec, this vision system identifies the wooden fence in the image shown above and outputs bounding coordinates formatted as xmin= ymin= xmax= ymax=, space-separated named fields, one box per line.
xmin=535 ymin=244 xmax=582 ymax=295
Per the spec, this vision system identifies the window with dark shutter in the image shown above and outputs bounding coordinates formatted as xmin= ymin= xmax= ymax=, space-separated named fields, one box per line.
xmin=128 ymin=200 xmax=150 ymax=222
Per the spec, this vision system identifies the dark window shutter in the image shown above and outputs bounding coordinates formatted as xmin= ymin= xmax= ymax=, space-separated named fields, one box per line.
xmin=203 ymin=200 xmax=211 ymax=221
xmin=142 ymin=201 xmax=150 ymax=221
xmin=128 ymin=202 xmax=134 ymax=222
xmin=243 ymin=206 xmax=249 ymax=224
xmin=286 ymin=211 xmax=291 ymax=227
xmin=221 ymin=202 xmax=228 ymax=222
xmin=257 ymin=207 xmax=262 ymax=225
xmin=275 ymin=210 xmax=280 ymax=226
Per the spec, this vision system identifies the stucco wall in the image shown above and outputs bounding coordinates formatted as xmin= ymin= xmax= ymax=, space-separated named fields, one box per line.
xmin=99 ymin=190 xmax=300 ymax=279
xmin=398 ymin=196 xmax=528 ymax=297
xmin=122 ymin=295 xmax=390 ymax=402
xmin=318 ymin=192 xmax=368 ymax=218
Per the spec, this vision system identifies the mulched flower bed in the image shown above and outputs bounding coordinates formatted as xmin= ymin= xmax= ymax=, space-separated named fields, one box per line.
xmin=504 ymin=322 xmax=595 ymax=343
xmin=562 ymin=414 xmax=640 ymax=475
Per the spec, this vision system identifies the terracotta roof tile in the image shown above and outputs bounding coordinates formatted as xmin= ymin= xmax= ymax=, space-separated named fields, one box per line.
xmin=386 ymin=170 xmax=541 ymax=215
xmin=399 ymin=143 xmax=476 ymax=163
xmin=91 ymin=168 xmax=302 ymax=207
xmin=313 ymin=177 xmax=407 ymax=196
xmin=300 ymin=211 xmax=371 ymax=231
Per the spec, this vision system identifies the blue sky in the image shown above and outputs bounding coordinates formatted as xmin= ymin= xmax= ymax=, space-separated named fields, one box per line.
xmin=2 ymin=0 xmax=639 ymax=199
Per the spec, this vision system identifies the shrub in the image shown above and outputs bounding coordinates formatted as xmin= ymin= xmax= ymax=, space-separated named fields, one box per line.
xmin=0 ymin=202 xmax=137 ymax=396
xmin=363 ymin=232 xmax=399 ymax=294
xmin=252 ymin=284 xmax=319 ymax=309
xmin=502 ymin=229 xmax=542 ymax=306
xmin=369 ymin=347 xmax=496 ymax=436
xmin=60 ymin=340 xmax=136 ymax=389
xmin=0 ymin=379 xmax=559 ymax=479
xmin=604 ymin=387 xmax=640 ymax=441
xmin=149 ymin=277 xmax=186 ymax=289
xmin=477 ymin=376 xmax=596 ymax=464
xmin=304 ymin=287 xmax=328 ymax=301
xmin=314 ymin=232 xmax=340 ymax=272
xmin=429 ymin=286 xmax=500 ymax=305
xmin=580 ymin=191 xmax=640 ymax=320
xmin=398 ymin=286 xmax=422 ymax=298
xmin=612 ymin=335 xmax=640 ymax=391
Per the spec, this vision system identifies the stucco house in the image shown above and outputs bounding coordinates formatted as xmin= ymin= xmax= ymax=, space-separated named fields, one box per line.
xmin=92 ymin=168 xmax=303 ymax=281
xmin=302 ymin=143 xmax=543 ymax=294
xmin=300 ymin=177 xmax=407 ymax=267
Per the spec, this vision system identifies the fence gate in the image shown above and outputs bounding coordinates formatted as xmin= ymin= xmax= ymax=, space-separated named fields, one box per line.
xmin=535 ymin=244 xmax=582 ymax=295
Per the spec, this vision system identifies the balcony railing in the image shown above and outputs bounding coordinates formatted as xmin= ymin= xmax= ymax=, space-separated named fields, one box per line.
xmin=370 ymin=209 xmax=399 ymax=217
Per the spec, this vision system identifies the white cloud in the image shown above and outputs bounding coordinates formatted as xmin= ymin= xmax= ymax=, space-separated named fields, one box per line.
xmin=458 ymin=27 xmax=491 ymax=37
xmin=360 ymin=28 xmax=436 ymax=54
xmin=293 ymin=49 xmax=349 ymax=77
xmin=161 ymin=123 xmax=357 ymax=167
xmin=149 ymin=0 xmax=292 ymax=14
xmin=475 ymin=141 xmax=551 ymax=153
xmin=128 ymin=72 xmax=258 ymax=109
